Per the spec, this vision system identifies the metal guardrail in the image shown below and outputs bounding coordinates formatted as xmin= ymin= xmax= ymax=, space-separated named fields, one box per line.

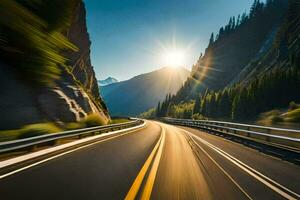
xmin=0 ymin=119 xmax=144 ymax=154
xmin=163 ymin=118 xmax=300 ymax=152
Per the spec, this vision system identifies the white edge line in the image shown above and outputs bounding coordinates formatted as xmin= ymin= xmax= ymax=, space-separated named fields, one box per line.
xmin=187 ymin=134 xmax=253 ymax=200
xmin=0 ymin=121 xmax=146 ymax=170
xmin=178 ymin=128 xmax=299 ymax=200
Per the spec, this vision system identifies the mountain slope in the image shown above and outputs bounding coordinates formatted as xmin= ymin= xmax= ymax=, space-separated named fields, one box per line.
xmin=233 ymin=0 xmax=300 ymax=85
xmin=100 ymin=67 xmax=190 ymax=116
xmin=98 ymin=77 xmax=118 ymax=86
xmin=156 ymin=0 xmax=300 ymax=122
xmin=186 ymin=0 xmax=288 ymax=96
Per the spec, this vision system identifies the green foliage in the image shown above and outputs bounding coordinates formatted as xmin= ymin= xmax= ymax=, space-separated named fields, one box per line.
xmin=257 ymin=106 xmax=300 ymax=126
xmin=192 ymin=113 xmax=207 ymax=120
xmin=271 ymin=115 xmax=284 ymax=123
xmin=164 ymin=67 xmax=300 ymax=122
xmin=0 ymin=0 xmax=78 ymax=86
xmin=0 ymin=122 xmax=68 ymax=143
xmin=110 ymin=118 xmax=130 ymax=124
xmin=289 ymin=101 xmax=300 ymax=111
xmin=167 ymin=101 xmax=195 ymax=119
xmin=156 ymin=93 xmax=173 ymax=117
xmin=191 ymin=0 xmax=288 ymax=94
xmin=18 ymin=123 xmax=62 ymax=139
xmin=197 ymin=68 xmax=300 ymax=121
xmin=0 ymin=114 xmax=109 ymax=142
xmin=193 ymin=94 xmax=201 ymax=114
xmin=0 ymin=130 xmax=24 ymax=142
xmin=284 ymin=108 xmax=300 ymax=123
xmin=80 ymin=114 xmax=107 ymax=127
xmin=66 ymin=122 xmax=84 ymax=130
xmin=140 ymin=108 xmax=156 ymax=119
xmin=159 ymin=0 xmax=298 ymax=123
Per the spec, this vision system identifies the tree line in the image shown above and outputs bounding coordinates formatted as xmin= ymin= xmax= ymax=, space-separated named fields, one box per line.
xmin=154 ymin=67 xmax=300 ymax=121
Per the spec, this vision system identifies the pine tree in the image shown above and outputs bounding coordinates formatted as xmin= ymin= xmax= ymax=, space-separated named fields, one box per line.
xmin=236 ymin=14 xmax=241 ymax=26
xmin=193 ymin=94 xmax=201 ymax=114
xmin=209 ymin=32 xmax=215 ymax=46
xmin=156 ymin=102 xmax=161 ymax=117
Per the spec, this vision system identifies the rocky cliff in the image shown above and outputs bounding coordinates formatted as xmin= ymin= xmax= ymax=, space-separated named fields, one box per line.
xmin=0 ymin=1 xmax=109 ymax=130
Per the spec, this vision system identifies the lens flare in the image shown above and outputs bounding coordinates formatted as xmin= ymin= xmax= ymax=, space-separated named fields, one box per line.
xmin=163 ymin=50 xmax=185 ymax=68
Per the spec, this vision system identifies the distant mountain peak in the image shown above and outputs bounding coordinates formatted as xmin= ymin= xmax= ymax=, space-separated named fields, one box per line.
xmin=98 ymin=77 xmax=118 ymax=86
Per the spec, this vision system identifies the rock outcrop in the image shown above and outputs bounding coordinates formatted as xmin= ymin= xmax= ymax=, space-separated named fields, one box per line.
xmin=0 ymin=1 xmax=109 ymax=130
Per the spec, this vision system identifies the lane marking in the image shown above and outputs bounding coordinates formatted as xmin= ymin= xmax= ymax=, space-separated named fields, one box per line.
xmin=179 ymin=128 xmax=299 ymax=200
xmin=0 ymin=123 xmax=147 ymax=180
xmin=125 ymin=126 xmax=164 ymax=200
xmin=187 ymin=134 xmax=253 ymax=200
xmin=0 ymin=122 xmax=148 ymax=169
xmin=141 ymin=127 xmax=165 ymax=200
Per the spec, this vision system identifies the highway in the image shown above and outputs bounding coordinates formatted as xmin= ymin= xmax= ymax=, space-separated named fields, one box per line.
xmin=0 ymin=121 xmax=299 ymax=200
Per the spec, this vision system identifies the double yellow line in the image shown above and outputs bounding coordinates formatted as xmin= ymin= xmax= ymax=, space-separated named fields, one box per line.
xmin=125 ymin=126 xmax=166 ymax=200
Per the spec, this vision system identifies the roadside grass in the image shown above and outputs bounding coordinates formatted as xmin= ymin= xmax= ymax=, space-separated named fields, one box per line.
xmin=0 ymin=115 xmax=131 ymax=142
xmin=0 ymin=123 xmax=62 ymax=142
xmin=256 ymin=105 xmax=300 ymax=131
xmin=284 ymin=108 xmax=300 ymax=123
xmin=79 ymin=114 xmax=107 ymax=128
xmin=110 ymin=118 xmax=130 ymax=124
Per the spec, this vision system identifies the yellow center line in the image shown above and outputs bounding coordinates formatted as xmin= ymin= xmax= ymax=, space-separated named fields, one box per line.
xmin=125 ymin=126 xmax=164 ymax=200
xmin=141 ymin=127 xmax=165 ymax=200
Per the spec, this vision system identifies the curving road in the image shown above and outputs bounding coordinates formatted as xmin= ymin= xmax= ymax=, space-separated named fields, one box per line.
xmin=0 ymin=121 xmax=299 ymax=200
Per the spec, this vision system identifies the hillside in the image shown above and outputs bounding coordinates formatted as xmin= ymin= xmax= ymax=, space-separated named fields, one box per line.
xmin=193 ymin=0 xmax=287 ymax=91
xmin=100 ymin=67 xmax=190 ymax=116
xmin=154 ymin=0 xmax=300 ymax=122
xmin=0 ymin=0 xmax=109 ymax=130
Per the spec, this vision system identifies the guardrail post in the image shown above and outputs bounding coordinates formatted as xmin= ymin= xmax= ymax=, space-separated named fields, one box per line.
xmin=247 ymin=132 xmax=250 ymax=137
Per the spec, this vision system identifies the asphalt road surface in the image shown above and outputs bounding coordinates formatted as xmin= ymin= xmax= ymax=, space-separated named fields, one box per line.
xmin=0 ymin=121 xmax=299 ymax=200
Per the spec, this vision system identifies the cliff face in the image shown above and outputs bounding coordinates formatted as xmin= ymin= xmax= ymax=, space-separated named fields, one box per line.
xmin=60 ymin=1 xmax=109 ymax=119
xmin=0 ymin=1 xmax=109 ymax=130
xmin=64 ymin=1 xmax=100 ymax=100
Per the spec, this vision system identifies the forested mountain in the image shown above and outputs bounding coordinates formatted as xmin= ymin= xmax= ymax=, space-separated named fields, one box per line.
xmin=100 ymin=67 xmax=190 ymax=116
xmin=191 ymin=0 xmax=288 ymax=93
xmin=153 ymin=0 xmax=300 ymax=123
xmin=0 ymin=0 xmax=109 ymax=130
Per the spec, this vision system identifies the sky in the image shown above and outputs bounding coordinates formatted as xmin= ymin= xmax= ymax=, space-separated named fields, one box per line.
xmin=85 ymin=0 xmax=257 ymax=81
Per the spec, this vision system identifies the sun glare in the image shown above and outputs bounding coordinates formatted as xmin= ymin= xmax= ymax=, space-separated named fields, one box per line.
xmin=163 ymin=50 xmax=185 ymax=68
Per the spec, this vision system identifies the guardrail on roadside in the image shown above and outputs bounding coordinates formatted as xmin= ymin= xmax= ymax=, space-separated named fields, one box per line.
xmin=0 ymin=119 xmax=144 ymax=154
xmin=162 ymin=118 xmax=300 ymax=152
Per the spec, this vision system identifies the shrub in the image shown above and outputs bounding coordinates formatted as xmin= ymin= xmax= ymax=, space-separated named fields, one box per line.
xmin=271 ymin=115 xmax=283 ymax=123
xmin=18 ymin=123 xmax=62 ymax=139
xmin=81 ymin=114 xmax=106 ymax=128
xmin=0 ymin=130 xmax=21 ymax=142
xmin=192 ymin=113 xmax=207 ymax=120
xmin=288 ymin=101 xmax=300 ymax=111
xmin=284 ymin=108 xmax=300 ymax=122
xmin=66 ymin=122 xmax=84 ymax=130
xmin=110 ymin=119 xmax=130 ymax=124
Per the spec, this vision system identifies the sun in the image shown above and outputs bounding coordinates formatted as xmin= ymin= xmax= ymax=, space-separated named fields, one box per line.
xmin=163 ymin=50 xmax=185 ymax=68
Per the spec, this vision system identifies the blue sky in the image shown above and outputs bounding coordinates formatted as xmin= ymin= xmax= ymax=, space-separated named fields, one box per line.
xmin=85 ymin=0 xmax=257 ymax=81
